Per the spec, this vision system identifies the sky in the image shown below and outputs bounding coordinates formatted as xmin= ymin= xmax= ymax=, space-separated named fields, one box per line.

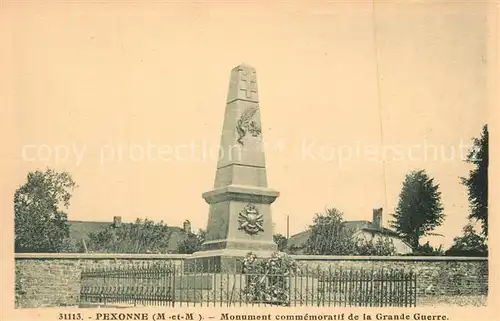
xmin=2 ymin=1 xmax=492 ymax=249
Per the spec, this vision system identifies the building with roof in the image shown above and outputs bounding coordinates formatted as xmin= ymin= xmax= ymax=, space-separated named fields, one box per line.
xmin=67 ymin=216 xmax=192 ymax=253
xmin=286 ymin=208 xmax=413 ymax=255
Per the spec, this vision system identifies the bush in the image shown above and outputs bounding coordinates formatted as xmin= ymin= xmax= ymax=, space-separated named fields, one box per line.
xmin=445 ymin=224 xmax=488 ymax=257
xmin=400 ymin=242 xmax=444 ymax=256
xmin=86 ymin=218 xmax=173 ymax=253
xmin=176 ymin=230 xmax=205 ymax=254
xmin=355 ymin=236 xmax=397 ymax=256
xmin=273 ymin=234 xmax=288 ymax=252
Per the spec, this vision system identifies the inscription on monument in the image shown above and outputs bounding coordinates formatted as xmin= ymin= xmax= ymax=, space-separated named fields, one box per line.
xmin=236 ymin=105 xmax=262 ymax=145
xmin=238 ymin=203 xmax=264 ymax=235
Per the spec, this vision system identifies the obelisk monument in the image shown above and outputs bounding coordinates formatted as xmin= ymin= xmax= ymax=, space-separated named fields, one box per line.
xmin=187 ymin=64 xmax=279 ymax=272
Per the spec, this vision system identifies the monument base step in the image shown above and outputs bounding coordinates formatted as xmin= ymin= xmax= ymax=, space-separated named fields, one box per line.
xmin=183 ymin=255 xmax=243 ymax=273
xmin=172 ymin=274 xmax=213 ymax=290
xmin=183 ymin=249 xmax=276 ymax=273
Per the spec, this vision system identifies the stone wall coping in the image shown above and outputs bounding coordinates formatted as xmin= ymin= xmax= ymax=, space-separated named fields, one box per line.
xmin=15 ymin=253 xmax=190 ymax=260
xmin=14 ymin=253 xmax=487 ymax=261
xmin=290 ymin=255 xmax=488 ymax=261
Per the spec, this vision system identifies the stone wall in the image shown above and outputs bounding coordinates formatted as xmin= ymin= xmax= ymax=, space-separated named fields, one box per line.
xmin=15 ymin=253 xmax=488 ymax=308
xmin=292 ymin=255 xmax=488 ymax=296
xmin=15 ymin=253 xmax=187 ymax=308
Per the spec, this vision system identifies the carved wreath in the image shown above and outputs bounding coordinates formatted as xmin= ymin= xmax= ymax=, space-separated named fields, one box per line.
xmin=236 ymin=106 xmax=262 ymax=145
xmin=238 ymin=203 xmax=264 ymax=235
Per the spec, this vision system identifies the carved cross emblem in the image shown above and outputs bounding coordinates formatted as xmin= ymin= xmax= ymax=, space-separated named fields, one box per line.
xmin=238 ymin=203 xmax=264 ymax=235
xmin=239 ymin=69 xmax=257 ymax=99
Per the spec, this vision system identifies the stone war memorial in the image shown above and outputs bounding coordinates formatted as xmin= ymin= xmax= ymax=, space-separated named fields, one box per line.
xmin=185 ymin=63 xmax=279 ymax=273
xmin=15 ymin=64 xmax=488 ymax=309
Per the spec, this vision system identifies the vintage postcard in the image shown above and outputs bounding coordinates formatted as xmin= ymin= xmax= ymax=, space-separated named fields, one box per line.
xmin=1 ymin=0 xmax=498 ymax=320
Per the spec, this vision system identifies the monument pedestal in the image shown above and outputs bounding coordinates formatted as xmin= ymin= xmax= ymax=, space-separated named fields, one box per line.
xmin=186 ymin=64 xmax=279 ymax=274
xmin=184 ymin=249 xmax=276 ymax=273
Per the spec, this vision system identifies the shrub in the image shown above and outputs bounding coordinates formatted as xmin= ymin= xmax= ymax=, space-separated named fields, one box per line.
xmin=355 ymin=235 xmax=397 ymax=256
xmin=273 ymin=234 xmax=288 ymax=252
xmin=86 ymin=218 xmax=173 ymax=253
xmin=176 ymin=229 xmax=205 ymax=254
xmin=401 ymin=242 xmax=444 ymax=256
xmin=445 ymin=224 xmax=488 ymax=257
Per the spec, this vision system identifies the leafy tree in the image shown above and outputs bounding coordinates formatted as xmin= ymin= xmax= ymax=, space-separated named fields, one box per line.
xmin=176 ymin=229 xmax=206 ymax=254
xmin=86 ymin=218 xmax=173 ymax=253
xmin=14 ymin=168 xmax=77 ymax=252
xmin=273 ymin=234 xmax=288 ymax=252
xmin=446 ymin=223 xmax=488 ymax=257
xmin=305 ymin=208 xmax=357 ymax=255
xmin=461 ymin=125 xmax=488 ymax=237
xmin=304 ymin=208 xmax=396 ymax=255
xmin=390 ymin=169 xmax=445 ymax=248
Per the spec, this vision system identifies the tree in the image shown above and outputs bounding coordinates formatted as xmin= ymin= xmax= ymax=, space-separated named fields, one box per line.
xmin=461 ymin=125 xmax=488 ymax=237
xmin=14 ymin=168 xmax=77 ymax=252
xmin=304 ymin=208 xmax=395 ymax=256
xmin=390 ymin=169 xmax=445 ymax=248
xmin=305 ymin=208 xmax=357 ymax=255
xmin=273 ymin=234 xmax=288 ymax=252
xmin=86 ymin=218 xmax=173 ymax=253
xmin=446 ymin=223 xmax=488 ymax=257
xmin=176 ymin=229 xmax=206 ymax=254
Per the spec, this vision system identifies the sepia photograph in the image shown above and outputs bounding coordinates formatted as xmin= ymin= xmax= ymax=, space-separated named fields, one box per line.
xmin=1 ymin=0 xmax=497 ymax=319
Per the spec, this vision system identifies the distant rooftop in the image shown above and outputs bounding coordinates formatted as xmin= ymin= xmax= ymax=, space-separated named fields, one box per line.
xmin=287 ymin=220 xmax=401 ymax=249
xmin=67 ymin=218 xmax=191 ymax=253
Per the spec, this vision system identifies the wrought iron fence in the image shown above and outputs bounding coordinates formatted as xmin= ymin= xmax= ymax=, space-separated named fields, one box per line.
xmin=79 ymin=262 xmax=417 ymax=307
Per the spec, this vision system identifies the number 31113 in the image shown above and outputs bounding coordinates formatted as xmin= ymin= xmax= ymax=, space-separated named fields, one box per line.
xmin=59 ymin=313 xmax=82 ymax=320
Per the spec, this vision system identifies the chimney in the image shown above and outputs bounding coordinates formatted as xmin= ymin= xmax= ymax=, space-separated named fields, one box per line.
xmin=183 ymin=220 xmax=192 ymax=234
xmin=113 ymin=216 xmax=122 ymax=228
xmin=372 ymin=208 xmax=383 ymax=229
